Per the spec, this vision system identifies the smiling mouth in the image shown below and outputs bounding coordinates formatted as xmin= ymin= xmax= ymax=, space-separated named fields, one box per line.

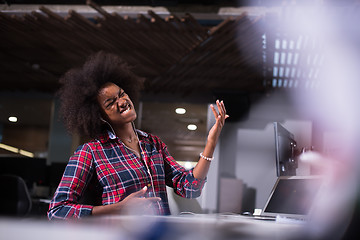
xmin=119 ymin=103 xmax=131 ymax=114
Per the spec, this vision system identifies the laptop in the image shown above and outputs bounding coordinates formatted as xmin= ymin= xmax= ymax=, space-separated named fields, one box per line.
xmin=253 ymin=175 xmax=323 ymax=221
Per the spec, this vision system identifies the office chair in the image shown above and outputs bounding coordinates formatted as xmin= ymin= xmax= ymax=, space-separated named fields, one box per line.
xmin=0 ymin=174 xmax=32 ymax=217
xmin=166 ymin=186 xmax=203 ymax=215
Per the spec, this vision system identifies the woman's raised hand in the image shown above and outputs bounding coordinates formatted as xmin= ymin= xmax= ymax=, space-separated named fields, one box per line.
xmin=208 ymin=100 xmax=229 ymax=146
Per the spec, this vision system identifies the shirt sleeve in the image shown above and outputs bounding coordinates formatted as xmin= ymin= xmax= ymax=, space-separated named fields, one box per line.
xmin=47 ymin=144 xmax=95 ymax=220
xmin=162 ymin=144 xmax=206 ymax=199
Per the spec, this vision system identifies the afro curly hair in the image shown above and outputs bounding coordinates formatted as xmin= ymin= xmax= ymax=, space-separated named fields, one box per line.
xmin=57 ymin=51 xmax=144 ymax=138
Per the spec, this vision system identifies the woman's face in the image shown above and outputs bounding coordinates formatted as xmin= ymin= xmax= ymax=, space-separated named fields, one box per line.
xmin=97 ymin=82 xmax=137 ymax=127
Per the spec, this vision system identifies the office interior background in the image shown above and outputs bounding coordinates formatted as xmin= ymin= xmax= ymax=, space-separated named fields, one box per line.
xmin=1 ymin=0 xmax=360 ymax=239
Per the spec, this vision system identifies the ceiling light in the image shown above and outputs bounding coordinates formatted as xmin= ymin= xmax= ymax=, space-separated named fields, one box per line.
xmin=8 ymin=116 xmax=17 ymax=123
xmin=0 ymin=143 xmax=34 ymax=158
xmin=175 ymin=108 xmax=186 ymax=114
xmin=187 ymin=124 xmax=197 ymax=131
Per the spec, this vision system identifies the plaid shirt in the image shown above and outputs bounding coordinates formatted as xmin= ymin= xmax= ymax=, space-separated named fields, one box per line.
xmin=47 ymin=129 xmax=205 ymax=220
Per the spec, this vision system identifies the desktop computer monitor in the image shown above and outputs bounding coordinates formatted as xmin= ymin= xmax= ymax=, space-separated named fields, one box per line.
xmin=274 ymin=122 xmax=298 ymax=176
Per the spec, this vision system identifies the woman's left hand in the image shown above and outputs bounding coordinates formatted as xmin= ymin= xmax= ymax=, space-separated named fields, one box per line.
xmin=207 ymin=100 xmax=229 ymax=146
xmin=192 ymin=100 xmax=228 ymax=179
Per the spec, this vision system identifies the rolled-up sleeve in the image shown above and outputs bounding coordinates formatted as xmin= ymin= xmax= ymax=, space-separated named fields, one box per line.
xmin=47 ymin=144 xmax=95 ymax=220
xmin=163 ymin=146 xmax=206 ymax=198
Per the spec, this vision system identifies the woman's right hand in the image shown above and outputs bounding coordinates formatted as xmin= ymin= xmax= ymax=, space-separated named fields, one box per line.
xmin=92 ymin=186 xmax=161 ymax=216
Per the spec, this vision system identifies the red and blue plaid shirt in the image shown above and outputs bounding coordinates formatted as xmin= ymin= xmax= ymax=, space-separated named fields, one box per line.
xmin=47 ymin=129 xmax=206 ymax=219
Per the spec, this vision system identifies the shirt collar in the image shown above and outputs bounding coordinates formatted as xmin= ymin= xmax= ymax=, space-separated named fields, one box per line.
xmin=136 ymin=129 xmax=148 ymax=138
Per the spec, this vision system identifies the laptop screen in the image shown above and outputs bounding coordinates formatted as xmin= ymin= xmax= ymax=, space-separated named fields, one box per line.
xmin=262 ymin=176 xmax=323 ymax=218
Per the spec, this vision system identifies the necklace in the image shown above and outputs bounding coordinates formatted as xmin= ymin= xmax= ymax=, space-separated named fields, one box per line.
xmin=121 ymin=134 xmax=139 ymax=143
xmin=123 ymin=137 xmax=134 ymax=143
xmin=122 ymin=128 xmax=141 ymax=158
xmin=122 ymin=122 xmax=138 ymax=143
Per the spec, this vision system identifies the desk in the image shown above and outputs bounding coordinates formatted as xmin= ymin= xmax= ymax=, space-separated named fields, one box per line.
xmin=94 ymin=214 xmax=307 ymax=240
xmin=0 ymin=214 xmax=330 ymax=240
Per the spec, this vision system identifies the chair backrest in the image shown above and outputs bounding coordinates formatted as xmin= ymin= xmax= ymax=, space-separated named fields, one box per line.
xmin=0 ymin=174 xmax=32 ymax=217
xmin=166 ymin=186 xmax=203 ymax=215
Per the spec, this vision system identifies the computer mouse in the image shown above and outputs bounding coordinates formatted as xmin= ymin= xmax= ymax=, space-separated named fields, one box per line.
xmin=242 ymin=212 xmax=253 ymax=216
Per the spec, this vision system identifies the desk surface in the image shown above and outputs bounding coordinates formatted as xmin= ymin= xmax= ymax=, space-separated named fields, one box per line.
xmin=0 ymin=214 xmax=324 ymax=240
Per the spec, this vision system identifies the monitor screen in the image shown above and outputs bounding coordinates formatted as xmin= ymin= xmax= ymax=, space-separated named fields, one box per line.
xmin=263 ymin=176 xmax=323 ymax=217
xmin=274 ymin=122 xmax=297 ymax=176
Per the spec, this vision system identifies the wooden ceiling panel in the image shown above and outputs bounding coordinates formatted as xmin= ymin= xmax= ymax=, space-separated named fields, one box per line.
xmin=0 ymin=4 xmax=266 ymax=96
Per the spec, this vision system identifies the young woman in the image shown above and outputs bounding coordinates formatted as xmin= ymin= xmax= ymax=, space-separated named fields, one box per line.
xmin=47 ymin=51 xmax=228 ymax=219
